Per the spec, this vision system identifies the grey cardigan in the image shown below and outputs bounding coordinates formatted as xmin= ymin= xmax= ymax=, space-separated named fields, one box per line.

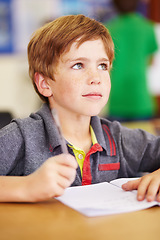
xmin=0 ymin=103 xmax=160 ymax=186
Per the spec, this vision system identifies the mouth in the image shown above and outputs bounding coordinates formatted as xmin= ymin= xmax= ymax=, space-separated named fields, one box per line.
xmin=82 ymin=92 xmax=102 ymax=100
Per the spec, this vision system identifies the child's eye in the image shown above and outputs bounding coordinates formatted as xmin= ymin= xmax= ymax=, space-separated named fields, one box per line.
xmin=98 ymin=63 xmax=109 ymax=71
xmin=72 ymin=63 xmax=83 ymax=70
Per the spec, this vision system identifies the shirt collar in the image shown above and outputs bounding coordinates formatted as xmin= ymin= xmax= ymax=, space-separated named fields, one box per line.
xmin=36 ymin=104 xmax=109 ymax=154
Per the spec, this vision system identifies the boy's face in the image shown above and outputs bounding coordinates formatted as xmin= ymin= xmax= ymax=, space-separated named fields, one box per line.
xmin=48 ymin=38 xmax=111 ymax=118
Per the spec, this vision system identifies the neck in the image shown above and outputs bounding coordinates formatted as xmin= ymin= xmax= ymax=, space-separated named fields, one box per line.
xmin=62 ymin=117 xmax=92 ymax=153
xmin=59 ymin=112 xmax=92 ymax=153
xmin=49 ymin=98 xmax=93 ymax=153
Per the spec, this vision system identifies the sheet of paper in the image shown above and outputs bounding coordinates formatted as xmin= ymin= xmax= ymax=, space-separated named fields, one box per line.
xmin=110 ymin=177 xmax=139 ymax=188
xmin=56 ymin=179 xmax=160 ymax=217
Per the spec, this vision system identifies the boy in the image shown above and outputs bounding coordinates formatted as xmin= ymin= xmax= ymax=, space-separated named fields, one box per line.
xmin=0 ymin=14 xmax=160 ymax=203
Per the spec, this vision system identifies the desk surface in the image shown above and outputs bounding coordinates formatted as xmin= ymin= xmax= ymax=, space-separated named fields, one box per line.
xmin=0 ymin=199 xmax=159 ymax=240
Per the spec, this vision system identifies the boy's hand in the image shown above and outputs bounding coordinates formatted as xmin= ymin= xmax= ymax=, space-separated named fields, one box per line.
xmin=25 ymin=154 xmax=78 ymax=202
xmin=122 ymin=169 xmax=160 ymax=202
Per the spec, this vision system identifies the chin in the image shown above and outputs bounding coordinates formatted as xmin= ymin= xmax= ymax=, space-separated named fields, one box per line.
xmin=88 ymin=110 xmax=102 ymax=117
xmin=89 ymin=105 xmax=105 ymax=116
xmin=78 ymin=104 xmax=105 ymax=117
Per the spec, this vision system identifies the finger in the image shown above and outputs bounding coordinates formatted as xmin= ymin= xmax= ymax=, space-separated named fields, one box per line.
xmin=136 ymin=177 xmax=151 ymax=201
xmin=122 ymin=179 xmax=141 ymax=191
xmin=146 ymin=180 xmax=160 ymax=202
xmin=57 ymin=164 xmax=77 ymax=182
xmin=156 ymin=190 xmax=160 ymax=202
xmin=54 ymin=174 xmax=75 ymax=198
xmin=55 ymin=154 xmax=78 ymax=169
xmin=46 ymin=175 xmax=72 ymax=198
xmin=57 ymin=174 xmax=74 ymax=190
xmin=52 ymin=184 xmax=66 ymax=198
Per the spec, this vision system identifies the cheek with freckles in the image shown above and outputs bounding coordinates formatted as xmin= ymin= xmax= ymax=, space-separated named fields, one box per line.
xmin=54 ymin=80 xmax=80 ymax=104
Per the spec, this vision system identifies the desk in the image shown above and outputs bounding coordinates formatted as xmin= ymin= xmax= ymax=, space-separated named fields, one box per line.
xmin=0 ymin=199 xmax=159 ymax=240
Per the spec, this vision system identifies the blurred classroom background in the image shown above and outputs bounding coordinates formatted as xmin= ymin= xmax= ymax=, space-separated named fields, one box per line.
xmin=0 ymin=0 xmax=160 ymax=132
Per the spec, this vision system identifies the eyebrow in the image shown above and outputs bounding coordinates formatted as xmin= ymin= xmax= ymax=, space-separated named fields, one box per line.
xmin=65 ymin=57 xmax=109 ymax=63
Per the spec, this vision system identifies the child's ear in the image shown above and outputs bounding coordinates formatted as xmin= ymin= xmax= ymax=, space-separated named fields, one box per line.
xmin=34 ymin=72 xmax=52 ymax=97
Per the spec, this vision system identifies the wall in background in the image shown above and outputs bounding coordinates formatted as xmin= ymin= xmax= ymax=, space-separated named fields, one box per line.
xmin=0 ymin=0 xmax=159 ymax=118
xmin=0 ymin=54 xmax=41 ymax=118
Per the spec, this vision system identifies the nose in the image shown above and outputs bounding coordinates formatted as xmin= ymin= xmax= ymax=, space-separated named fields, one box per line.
xmin=87 ymin=68 xmax=101 ymax=85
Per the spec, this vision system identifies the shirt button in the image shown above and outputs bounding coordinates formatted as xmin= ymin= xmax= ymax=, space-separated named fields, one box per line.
xmin=78 ymin=154 xmax=83 ymax=160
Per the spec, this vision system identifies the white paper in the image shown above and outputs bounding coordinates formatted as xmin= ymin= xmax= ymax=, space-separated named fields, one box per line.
xmin=56 ymin=178 xmax=160 ymax=217
xmin=110 ymin=177 xmax=139 ymax=188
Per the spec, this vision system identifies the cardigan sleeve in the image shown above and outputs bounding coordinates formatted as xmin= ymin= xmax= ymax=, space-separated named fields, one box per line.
xmin=119 ymin=124 xmax=160 ymax=175
xmin=0 ymin=122 xmax=25 ymax=175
